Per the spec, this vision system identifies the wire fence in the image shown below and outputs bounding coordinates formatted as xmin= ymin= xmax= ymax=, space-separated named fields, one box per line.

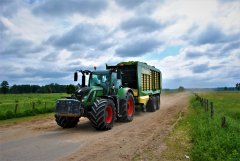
xmin=0 ymin=101 xmax=56 ymax=120
xmin=193 ymin=93 xmax=227 ymax=128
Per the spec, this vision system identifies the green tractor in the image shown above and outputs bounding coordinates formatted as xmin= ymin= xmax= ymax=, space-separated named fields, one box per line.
xmin=55 ymin=68 xmax=135 ymax=130
xmin=55 ymin=61 xmax=162 ymax=130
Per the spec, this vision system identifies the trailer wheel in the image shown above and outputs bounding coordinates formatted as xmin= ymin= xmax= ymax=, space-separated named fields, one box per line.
xmin=146 ymin=97 xmax=156 ymax=112
xmin=55 ymin=115 xmax=79 ymax=128
xmin=156 ymin=95 xmax=160 ymax=110
xmin=89 ymin=99 xmax=115 ymax=130
xmin=119 ymin=93 xmax=135 ymax=122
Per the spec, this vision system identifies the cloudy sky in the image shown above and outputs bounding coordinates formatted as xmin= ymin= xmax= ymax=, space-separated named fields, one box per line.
xmin=0 ymin=0 xmax=239 ymax=88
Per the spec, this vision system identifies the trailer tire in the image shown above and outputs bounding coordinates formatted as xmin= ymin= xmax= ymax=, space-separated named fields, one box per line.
xmin=146 ymin=97 xmax=156 ymax=112
xmin=55 ymin=115 xmax=79 ymax=128
xmin=119 ymin=93 xmax=135 ymax=122
xmin=89 ymin=99 xmax=115 ymax=130
xmin=156 ymin=95 xmax=160 ymax=110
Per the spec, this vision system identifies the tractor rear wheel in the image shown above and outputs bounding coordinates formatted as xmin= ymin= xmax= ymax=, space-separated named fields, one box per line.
xmin=119 ymin=93 xmax=135 ymax=122
xmin=89 ymin=99 xmax=115 ymax=130
xmin=146 ymin=96 xmax=156 ymax=112
xmin=55 ymin=115 xmax=79 ymax=128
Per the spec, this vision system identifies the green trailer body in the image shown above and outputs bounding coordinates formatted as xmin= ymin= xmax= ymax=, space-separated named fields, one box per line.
xmin=107 ymin=61 xmax=162 ymax=106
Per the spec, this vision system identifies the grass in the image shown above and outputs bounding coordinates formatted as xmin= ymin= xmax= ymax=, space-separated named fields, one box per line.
xmin=0 ymin=93 xmax=68 ymax=120
xmin=160 ymin=91 xmax=240 ymax=161
xmin=160 ymin=112 xmax=192 ymax=161
xmin=189 ymin=91 xmax=240 ymax=161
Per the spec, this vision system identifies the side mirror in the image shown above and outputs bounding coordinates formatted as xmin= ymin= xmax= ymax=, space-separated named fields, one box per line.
xmin=74 ymin=72 xmax=78 ymax=81
xmin=117 ymin=70 xmax=121 ymax=79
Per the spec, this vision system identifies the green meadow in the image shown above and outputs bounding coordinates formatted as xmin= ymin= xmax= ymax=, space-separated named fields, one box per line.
xmin=189 ymin=92 xmax=240 ymax=161
xmin=0 ymin=93 xmax=68 ymax=120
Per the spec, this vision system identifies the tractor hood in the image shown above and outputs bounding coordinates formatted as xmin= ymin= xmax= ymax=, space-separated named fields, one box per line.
xmin=75 ymin=87 xmax=91 ymax=100
xmin=75 ymin=86 xmax=104 ymax=104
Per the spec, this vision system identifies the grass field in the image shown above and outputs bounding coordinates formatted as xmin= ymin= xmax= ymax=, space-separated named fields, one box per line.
xmin=160 ymin=91 xmax=240 ymax=161
xmin=0 ymin=93 xmax=68 ymax=120
xmin=190 ymin=92 xmax=240 ymax=161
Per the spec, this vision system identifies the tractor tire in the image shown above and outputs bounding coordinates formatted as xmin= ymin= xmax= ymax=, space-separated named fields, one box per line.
xmin=146 ymin=96 xmax=156 ymax=112
xmin=55 ymin=115 xmax=79 ymax=128
xmin=119 ymin=93 xmax=135 ymax=122
xmin=156 ymin=95 xmax=160 ymax=110
xmin=89 ymin=99 xmax=115 ymax=130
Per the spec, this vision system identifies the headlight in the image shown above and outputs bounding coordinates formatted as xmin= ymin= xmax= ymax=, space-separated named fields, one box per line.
xmin=81 ymin=96 xmax=86 ymax=102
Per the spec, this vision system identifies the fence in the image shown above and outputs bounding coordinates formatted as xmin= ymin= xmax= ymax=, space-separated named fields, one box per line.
xmin=193 ymin=93 xmax=227 ymax=128
xmin=0 ymin=101 xmax=56 ymax=120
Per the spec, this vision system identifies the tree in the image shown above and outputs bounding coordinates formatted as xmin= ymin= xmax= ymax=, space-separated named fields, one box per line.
xmin=178 ymin=86 xmax=185 ymax=92
xmin=66 ymin=84 xmax=76 ymax=94
xmin=0 ymin=81 xmax=9 ymax=94
xmin=236 ymin=83 xmax=240 ymax=90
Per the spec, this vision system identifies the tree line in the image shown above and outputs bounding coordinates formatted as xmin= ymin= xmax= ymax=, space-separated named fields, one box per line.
xmin=0 ymin=81 xmax=76 ymax=94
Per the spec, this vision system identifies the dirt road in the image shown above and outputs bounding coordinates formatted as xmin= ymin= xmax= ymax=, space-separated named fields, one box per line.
xmin=0 ymin=92 xmax=189 ymax=161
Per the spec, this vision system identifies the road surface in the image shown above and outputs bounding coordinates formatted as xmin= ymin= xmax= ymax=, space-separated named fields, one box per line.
xmin=0 ymin=92 xmax=189 ymax=161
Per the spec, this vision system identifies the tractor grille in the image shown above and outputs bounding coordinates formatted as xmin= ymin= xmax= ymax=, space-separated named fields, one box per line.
xmin=55 ymin=99 xmax=82 ymax=115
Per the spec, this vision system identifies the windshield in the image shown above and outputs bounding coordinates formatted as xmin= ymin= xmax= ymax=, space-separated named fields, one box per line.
xmin=90 ymin=72 xmax=110 ymax=86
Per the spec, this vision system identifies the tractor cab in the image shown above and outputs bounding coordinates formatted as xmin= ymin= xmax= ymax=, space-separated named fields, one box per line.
xmin=74 ymin=69 xmax=122 ymax=96
xmin=89 ymin=70 xmax=122 ymax=95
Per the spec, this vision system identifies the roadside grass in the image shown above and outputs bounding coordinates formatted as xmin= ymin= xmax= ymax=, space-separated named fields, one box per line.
xmin=189 ymin=92 xmax=240 ymax=161
xmin=0 ymin=93 xmax=68 ymax=120
xmin=160 ymin=112 xmax=192 ymax=161
xmin=160 ymin=91 xmax=240 ymax=161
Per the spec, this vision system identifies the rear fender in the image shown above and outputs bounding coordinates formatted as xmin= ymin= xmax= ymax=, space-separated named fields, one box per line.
xmin=117 ymin=87 xmax=133 ymax=100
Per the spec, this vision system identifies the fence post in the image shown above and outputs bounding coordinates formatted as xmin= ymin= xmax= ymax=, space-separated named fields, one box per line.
xmin=204 ymin=99 xmax=207 ymax=112
xmin=206 ymin=99 xmax=209 ymax=111
xmin=15 ymin=100 xmax=18 ymax=114
xmin=210 ymin=102 xmax=214 ymax=118
xmin=32 ymin=102 xmax=35 ymax=110
xmin=201 ymin=98 xmax=203 ymax=106
xmin=221 ymin=116 xmax=226 ymax=128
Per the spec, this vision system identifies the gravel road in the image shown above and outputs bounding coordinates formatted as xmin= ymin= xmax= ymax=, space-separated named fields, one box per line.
xmin=0 ymin=92 xmax=189 ymax=161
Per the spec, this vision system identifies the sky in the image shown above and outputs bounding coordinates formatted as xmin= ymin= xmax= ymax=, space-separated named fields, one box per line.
xmin=0 ymin=0 xmax=239 ymax=88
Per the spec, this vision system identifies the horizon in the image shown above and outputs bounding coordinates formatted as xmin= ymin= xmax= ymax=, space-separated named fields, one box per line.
xmin=1 ymin=0 xmax=239 ymax=88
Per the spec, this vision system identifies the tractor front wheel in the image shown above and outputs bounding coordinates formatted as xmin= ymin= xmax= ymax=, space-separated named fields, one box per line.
xmin=55 ymin=115 xmax=79 ymax=128
xmin=89 ymin=99 xmax=115 ymax=130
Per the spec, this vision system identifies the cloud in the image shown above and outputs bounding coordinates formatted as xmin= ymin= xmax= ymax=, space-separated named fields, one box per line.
xmin=192 ymin=64 xmax=209 ymax=73
xmin=115 ymin=0 xmax=145 ymax=9
xmin=0 ymin=38 xmax=43 ymax=56
xmin=120 ymin=16 xmax=165 ymax=33
xmin=221 ymin=40 xmax=240 ymax=53
xmin=195 ymin=24 xmax=239 ymax=45
xmin=0 ymin=20 xmax=7 ymax=31
xmin=115 ymin=38 xmax=161 ymax=57
xmin=32 ymin=0 xmax=108 ymax=18
xmin=0 ymin=0 xmax=24 ymax=17
xmin=24 ymin=67 xmax=68 ymax=79
xmin=0 ymin=0 xmax=240 ymax=87
xmin=185 ymin=51 xmax=203 ymax=58
xmin=47 ymin=23 xmax=109 ymax=52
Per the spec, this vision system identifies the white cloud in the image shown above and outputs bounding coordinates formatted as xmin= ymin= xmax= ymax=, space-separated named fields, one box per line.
xmin=0 ymin=0 xmax=239 ymax=88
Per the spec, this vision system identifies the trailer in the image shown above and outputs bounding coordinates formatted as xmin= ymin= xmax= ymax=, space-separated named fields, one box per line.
xmin=107 ymin=61 xmax=162 ymax=112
